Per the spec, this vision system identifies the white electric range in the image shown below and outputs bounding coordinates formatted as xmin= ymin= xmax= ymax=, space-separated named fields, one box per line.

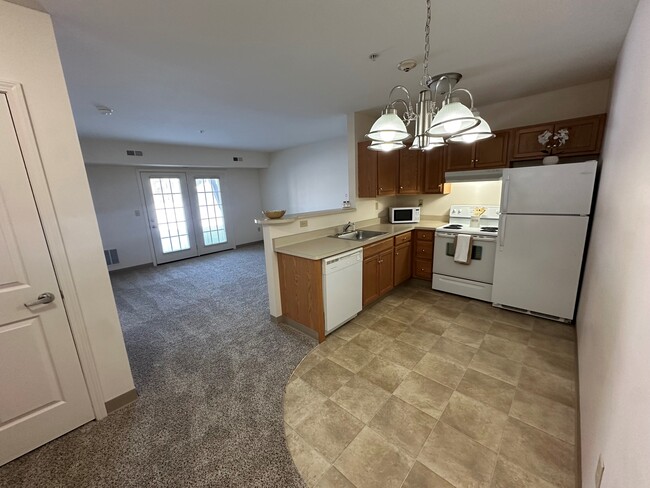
xmin=432 ymin=205 xmax=500 ymax=302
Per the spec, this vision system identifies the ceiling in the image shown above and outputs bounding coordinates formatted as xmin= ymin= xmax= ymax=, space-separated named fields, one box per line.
xmin=21 ymin=0 xmax=639 ymax=151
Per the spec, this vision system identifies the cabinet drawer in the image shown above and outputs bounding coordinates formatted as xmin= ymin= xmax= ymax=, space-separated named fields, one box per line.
xmin=414 ymin=258 xmax=433 ymax=279
xmin=394 ymin=232 xmax=412 ymax=245
xmin=415 ymin=241 xmax=433 ymax=258
xmin=415 ymin=230 xmax=434 ymax=241
xmin=363 ymin=238 xmax=393 ymax=258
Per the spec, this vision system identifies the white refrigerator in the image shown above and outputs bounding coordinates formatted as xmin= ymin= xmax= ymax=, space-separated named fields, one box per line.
xmin=492 ymin=161 xmax=598 ymax=322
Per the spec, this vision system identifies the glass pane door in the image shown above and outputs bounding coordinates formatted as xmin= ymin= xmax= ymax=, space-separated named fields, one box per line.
xmin=141 ymin=173 xmax=198 ymax=264
xmin=189 ymin=175 xmax=234 ymax=255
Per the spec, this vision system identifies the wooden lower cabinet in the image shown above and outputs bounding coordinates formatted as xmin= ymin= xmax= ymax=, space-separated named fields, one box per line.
xmin=393 ymin=241 xmax=412 ymax=286
xmin=277 ymin=253 xmax=325 ymax=342
xmin=413 ymin=230 xmax=435 ymax=281
xmin=362 ymin=238 xmax=394 ymax=307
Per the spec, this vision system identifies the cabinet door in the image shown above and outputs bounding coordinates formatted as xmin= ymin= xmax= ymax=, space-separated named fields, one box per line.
xmin=362 ymin=256 xmax=380 ymax=306
xmin=378 ymin=249 xmax=394 ymax=296
xmin=393 ymin=242 xmax=412 ymax=286
xmin=553 ymin=115 xmax=605 ymax=156
xmin=423 ymin=146 xmax=447 ymax=194
xmin=511 ymin=124 xmax=555 ymax=160
xmin=398 ymin=148 xmax=421 ymax=194
xmin=474 ymin=130 xmax=510 ymax=168
xmin=377 ymin=151 xmax=399 ymax=196
xmin=358 ymin=141 xmax=378 ymax=198
xmin=446 ymin=142 xmax=475 ymax=171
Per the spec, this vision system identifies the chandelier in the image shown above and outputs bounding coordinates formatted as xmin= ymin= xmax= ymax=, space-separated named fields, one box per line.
xmin=366 ymin=0 xmax=494 ymax=152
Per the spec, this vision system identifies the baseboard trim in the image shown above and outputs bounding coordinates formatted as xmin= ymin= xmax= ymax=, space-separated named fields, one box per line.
xmin=104 ymin=388 xmax=139 ymax=414
xmin=279 ymin=315 xmax=318 ymax=340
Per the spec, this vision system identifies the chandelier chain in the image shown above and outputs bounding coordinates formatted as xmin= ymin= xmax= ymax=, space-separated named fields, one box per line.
xmin=422 ymin=0 xmax=432 ymax=86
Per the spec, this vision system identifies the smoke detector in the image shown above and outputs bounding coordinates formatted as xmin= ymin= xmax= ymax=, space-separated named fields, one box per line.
xmin=397 ymin=59 xmax=417 ymax=72
xmin=96 ymin=105 xmax=114 ymax=116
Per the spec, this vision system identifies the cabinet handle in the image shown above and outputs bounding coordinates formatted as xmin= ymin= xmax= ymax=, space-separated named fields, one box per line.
xmin=379 ymin=187 xmax=383 ymax=191
xmin=400 ymin=186 xmax=403 ymax=189
xmin=438 ymin=183 xmax=442 ymax=191
xmin=395 ymin=252 xmax=399 ymax=256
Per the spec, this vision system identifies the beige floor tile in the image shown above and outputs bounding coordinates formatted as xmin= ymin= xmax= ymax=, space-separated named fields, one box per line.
xmin=510 ymin=389 xmax=576 ymax=445
xmin=357 ymin=356 xmax=410 ymax=393
xmin=330 ymin=376 xmax=391 ymax=423
xmin=378 ymin=340 xmax=426 ymax=369
xmin=533 ymin=320 xmax=576 ymax=342
xmin=369 ymin=300 xmax=397 ymax=316
xmin=440 ymin=391 xmax=508 ymax=452
xmin=428 ymin=303 xmax=461 ymax=321
xmin=469 ymin=349 xmax=522 ymax=386
xmin=294 ymin=350 xmax=326 ymax=378
xmin=385 ymin=306 xmax=424 ymax=326
xmin=402 ymin=461 xmax=454 ymax=488
xmin=391 ymin=286 xmax=418 ymax=299
xmin=332 ymin=321 xmax=366 ymax=341
xmin=442 ymin=324 xmax=485 ymax=348
xmin=492 ymin=309 xmax=535 ymax=330
xmin=396 ymin=327 xmax=440 ymax=351
xmin=368 ymin=316 xmax=410 ymax=338
xmin=316 ymin=336 xmax=347 ymax=356
xmin=352 ymin=310 xmax=381 ymax=327
xmin=524 ymin=347 xmax=575 ymax=380
xmin=500 ymin=418 xmax=575 ymax=488
xmin=436 ymin=294 xmax=470 ymax=310
xmin=369 ymin=396 xmax=436 ymax=458
xmin=328 ymin=341 xmax=376 ymax=373
xmin=528 ymin=331 xmax=576 ymax=358
xmin=518 ymin=366 xmax=575 ymax=407
xmin=295 ymin=400 xmax=364 ymax=463
xmin=410 ymin=290 xmax=441 ymax=304
xmin=463 ymin=301 xmax=499 ymax=320
xmin=456 ymin=369 xmax=516 ymax=414
xmin=452 ymin=312 xmax=493 ymax=332
xmin=351 ymin=328 xmax=394 ymax=354
xmin=489 ymin=321 xmax=532 ymax=345
xmin=411 ymin=315 xmax=450 ymax=335
xmin=334 ymin=427 xmax=413 ymax=488
xmin=401 ymin=297 xmax=431 ymax=313
xmin=285 ymin=425 xmax=330 ymax=487
xmin=491 ymin=458 xmax=557 ymax=488
xmin=480 ymin=334 xmax=528 ymax=363
xmin=284 ymin=378 xmax=329 ymax=428
xmin=315 ymin=467 xmax=356 ymax=488
xmin=393 ymin=371 xmax=453 ymax=418
xmin=381 ymin=294 xmax=407 ymax=308
xmin=418 ymin=422 xmax=498 ymax=488
xmin=428 ymin=337 xmax=477 ymax=367
xmin=413 ymin=352 xmax=466 ymax=389
xmin=301 ymin=358 xmax=354 ymax=396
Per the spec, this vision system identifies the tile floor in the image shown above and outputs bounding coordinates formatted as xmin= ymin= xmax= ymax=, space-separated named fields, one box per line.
xmin=283 ymin=280 xmax=578 ymax=488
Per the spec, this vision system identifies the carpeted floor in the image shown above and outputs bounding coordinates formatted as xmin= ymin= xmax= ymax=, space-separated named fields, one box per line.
xmin=0 ymin=243 xmax=316 ymax=487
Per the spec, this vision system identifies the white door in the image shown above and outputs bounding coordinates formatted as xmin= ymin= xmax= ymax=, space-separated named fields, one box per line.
xmin=0 ymin=94 xmax=94 ymax=466
xmin=187 ymin=175 xmax=234 ymax=255
xmin=492 ymin=214 xmax=589 ymax=320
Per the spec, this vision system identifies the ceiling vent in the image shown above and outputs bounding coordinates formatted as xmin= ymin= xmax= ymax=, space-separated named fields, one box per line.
xmin=126 ymin=150 xmax=143 ymax=156
xmin=233 ymin=156 xmax=243 ymax=162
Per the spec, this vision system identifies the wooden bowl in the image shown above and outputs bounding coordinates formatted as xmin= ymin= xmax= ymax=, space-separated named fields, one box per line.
xmin=263 ymin=210 xmax=286 ymax=219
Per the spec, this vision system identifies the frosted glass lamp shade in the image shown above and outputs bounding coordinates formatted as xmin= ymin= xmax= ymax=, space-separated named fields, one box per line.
xmin=447 ymin=115 xmax=495 ymax=143
xmin=410 ymin=135 xmax=445 ymax=151
xmin=427 ymin=100 xmax=480 ymax=137
xmin=366 ymin=108 xmax=411 ymax=143
xmin=368 ymin=141 xmax=405 ymax=152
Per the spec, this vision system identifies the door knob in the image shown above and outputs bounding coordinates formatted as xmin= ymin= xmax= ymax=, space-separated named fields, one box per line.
xmin=24 ymin=292 xmax=56 ymax=308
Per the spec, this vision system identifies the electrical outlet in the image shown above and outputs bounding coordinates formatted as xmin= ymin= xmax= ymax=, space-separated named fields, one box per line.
xmin=595 ymin=455 xmax=605 ymax=488
xmin=418 ymin=199 xmax=423 ymax=206
xmin=299 ymin=220 xmax=308 ymax=228
xmin=257 ymin=226 xmax=261 ymax=232
xmin=134 ymin=209 xmax=141 ymax=217
xmin=375 ymin=201 xmax=379 ymax=210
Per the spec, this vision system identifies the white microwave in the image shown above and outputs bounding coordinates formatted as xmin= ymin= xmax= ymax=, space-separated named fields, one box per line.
xmin=389 ymin=207 xmax=420 ymax=224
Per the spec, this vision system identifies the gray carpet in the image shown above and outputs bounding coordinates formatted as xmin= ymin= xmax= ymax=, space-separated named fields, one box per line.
xmin=0 ymin=243 xmax=316 ymax=487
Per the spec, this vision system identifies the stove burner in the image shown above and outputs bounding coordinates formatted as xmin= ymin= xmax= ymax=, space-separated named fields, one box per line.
xmin=444 ymin=224 xmax=463 ymax=229
xmin=481 ymin=226 xmax=498 ymax=232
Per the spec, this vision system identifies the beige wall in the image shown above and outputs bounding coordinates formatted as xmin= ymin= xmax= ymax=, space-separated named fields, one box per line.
xmin=0 ymin=2 xmax=134 ymax=402
xmin=576 ymin=0 xmax=650 ymax=486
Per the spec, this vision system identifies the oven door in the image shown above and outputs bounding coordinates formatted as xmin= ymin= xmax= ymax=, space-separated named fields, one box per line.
xmin=433 ymin=232 xmax=497 ymax=284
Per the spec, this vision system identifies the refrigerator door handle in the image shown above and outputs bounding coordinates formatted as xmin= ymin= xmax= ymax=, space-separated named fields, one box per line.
xmin=501 ymin=174 xmax=510 ymax=214
xmin=499 ymin=214 xmax=506 ymax=248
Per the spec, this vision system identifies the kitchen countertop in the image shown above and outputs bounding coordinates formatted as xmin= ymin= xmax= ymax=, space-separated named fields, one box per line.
xmin=274 ymin=221 xmax=448 ymax=260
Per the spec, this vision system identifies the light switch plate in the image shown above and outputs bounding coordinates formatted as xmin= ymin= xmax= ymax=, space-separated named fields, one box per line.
xmin=595 ymin=455 xmax=605 ymax=488
xmin=134 ymin=209 xmax=141 ymax=216
xmin=299 ymin=220 xmax=308 ymax=228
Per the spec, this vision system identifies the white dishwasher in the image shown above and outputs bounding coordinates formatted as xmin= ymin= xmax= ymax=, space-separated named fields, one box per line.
xmin=322 ymin=248 xmax=363 ymax=335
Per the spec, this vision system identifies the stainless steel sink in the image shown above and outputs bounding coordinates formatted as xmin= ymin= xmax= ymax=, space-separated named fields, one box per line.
xmin=330 ymin=230 xmax=388 ymax=241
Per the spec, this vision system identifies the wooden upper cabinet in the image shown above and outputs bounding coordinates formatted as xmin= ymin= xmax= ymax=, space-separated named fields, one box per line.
xmin=377 ymin=150 xmax=399 ymax=196
xmin=554 ymin=115 xmax=605 ymax=156
xmin=357 ymin=141 xmax=378 ymax=198
xmin=446 ymin=142 xmax=474 ymax=171
xmin=398 ymin=148 xmax=421 ymax=194
xmin=510 ymin=123 xmax=554 ymax=160
xmin=474 ymin=130 xmax=510 ymax=168
xmin=423 ymin=146 xmax=447 ymax=194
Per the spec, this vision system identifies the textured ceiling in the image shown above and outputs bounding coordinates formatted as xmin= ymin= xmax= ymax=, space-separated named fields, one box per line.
xmin=32 ymin=0 xmax=639 ymax=151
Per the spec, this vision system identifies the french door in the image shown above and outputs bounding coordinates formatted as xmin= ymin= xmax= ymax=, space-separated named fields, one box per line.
xmin=141 ymin=171 xmax=234 ymax=264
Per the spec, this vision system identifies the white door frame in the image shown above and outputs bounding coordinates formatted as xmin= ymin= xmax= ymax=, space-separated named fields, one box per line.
xmin=1 ymin=80 xmax=107 ymax=420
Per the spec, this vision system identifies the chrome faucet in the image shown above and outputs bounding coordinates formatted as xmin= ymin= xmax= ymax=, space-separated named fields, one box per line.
xmin=343 ymin=221 xmax=355 ymax=233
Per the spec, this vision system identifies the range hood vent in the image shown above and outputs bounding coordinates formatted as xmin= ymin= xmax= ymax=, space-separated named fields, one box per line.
xmin=445 ymin=168 xmax=503 ymax=183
